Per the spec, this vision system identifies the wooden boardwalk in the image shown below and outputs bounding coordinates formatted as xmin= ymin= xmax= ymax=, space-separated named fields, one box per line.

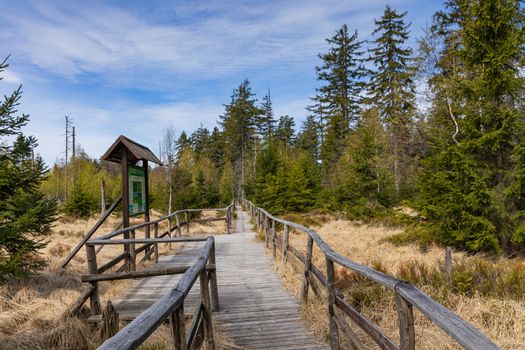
xmin=113 ymin=208 xmax=327 ymax=349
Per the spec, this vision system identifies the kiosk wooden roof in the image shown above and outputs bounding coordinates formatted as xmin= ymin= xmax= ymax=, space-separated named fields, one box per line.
xmin=101 ymin=135 xmax=161 ymax=165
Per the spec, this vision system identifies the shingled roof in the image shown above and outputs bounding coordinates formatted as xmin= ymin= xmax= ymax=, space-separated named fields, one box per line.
xmin=101 ymin=135 xmax=162 ymax=165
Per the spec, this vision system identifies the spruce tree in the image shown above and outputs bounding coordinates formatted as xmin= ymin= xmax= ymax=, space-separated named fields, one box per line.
xmin=368 ymin=6 xmax=416 ymax=197
xmin=274 ymin=115 xmax=295 ymax=148
xmin=0 ymin=58 xmax=57 ymax=280
xmin=220 ymin=79 xmax=263 ymax=197
xmin=419 ymin=0 xmax=525 ymax=252
xmin=308 ymin=24 xmax=366 ymax=173
xmin=336 ymin=109 xmax=394 ymax=218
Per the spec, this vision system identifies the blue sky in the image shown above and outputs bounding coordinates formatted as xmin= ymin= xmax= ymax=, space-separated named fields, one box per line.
xmin=0 ymin=0 xmax=442 ymax=165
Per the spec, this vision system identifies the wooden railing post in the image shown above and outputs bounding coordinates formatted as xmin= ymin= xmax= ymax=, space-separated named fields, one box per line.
xmin=281 ymin=224 xmax=289 ymax=267
xmin=271 ymin=219 xmax=276 ymax=258
xmin=154 ymin=223 xmax=159 ymax=263
xmin=130 ymin=229 xmax=136 ymax=271
xmin=199 ymin=269 xmax=215 ymax=350
xmin=175 ymin=213 xmax=181 ymax=237
xmin=209 ymin=240 xmax=220 ymax=312
xmin=301 ymin=236 xmax=314 ymax=304
xmin=168 ymin=216 xmax=173 ymax=250
xmin=265 ymin=216 xmax=270 ymax=248
xmin=226 ymin=207 xmax=231 ymax=235
xmin=396 ymin=291 xmax=415 ymax=350
xmin=326 ymin=256 xmax=340 ymax=350
xmin=170 ymin=304 xmax=186 ymax=350
xmin=86 ymin=244 xmax=101 ymax=315
xmin=185 ymin=211 xmax=190 ymax=233
xmin=145 ymin=224 xmax=151 ymax=260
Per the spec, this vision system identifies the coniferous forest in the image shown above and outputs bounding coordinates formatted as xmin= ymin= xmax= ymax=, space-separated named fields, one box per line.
xmin=35 ymin=0 xmax=525 ymax=257
xmin=146 ymin=1 xmax=525 ymax=255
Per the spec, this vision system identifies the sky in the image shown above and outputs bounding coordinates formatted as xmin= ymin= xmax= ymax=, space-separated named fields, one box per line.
xmin=0 ymin=0 xmax=443 ymax=165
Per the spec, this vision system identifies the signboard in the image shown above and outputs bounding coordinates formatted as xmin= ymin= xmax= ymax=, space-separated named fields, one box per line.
xmin=128 ymin=165 xmax=146 ymax=216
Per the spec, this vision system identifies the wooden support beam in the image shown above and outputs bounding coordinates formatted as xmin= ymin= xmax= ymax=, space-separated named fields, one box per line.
xmin=208 ymin=242 xmax=219 ymax=312
xmin=301 ymin=236 xmax=314 ymax=304
xmin=396 ymin=292 xmax=415 ymax=350
xmin=154 ymin=223 xmax=159 ymax=263
xmin=100 ymin=301 xmax=119 ymax=342
xmin=281 ymin=224 xmax=289 ymax=267
xmin=86 ymin=244 xmax=101 ymax=316
xmin=82 ymin=264 xmax=216 ymax=282
xmin=326 ymin=257 xmax=339 ymax=350
xmin=171 ymin=304 xmax=187 ymax=350
xmin=199 ymin=269 xmax=215 ymax=350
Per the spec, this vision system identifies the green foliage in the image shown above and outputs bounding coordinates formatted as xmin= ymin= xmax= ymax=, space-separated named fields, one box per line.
xmin=334 ymin=109 xmax=395 ymax=219
xmin=63 ymin=185 xmax=96 ymax=218
xmin=369 ymin=5 xmax=416 ymax=199
xmin=308 ymin=24 xmax=366 ymax=174
xmin=419 ymin=147 xmax=500 ymax=252
xmin=0 ymin=59 xmax=57 ymax=281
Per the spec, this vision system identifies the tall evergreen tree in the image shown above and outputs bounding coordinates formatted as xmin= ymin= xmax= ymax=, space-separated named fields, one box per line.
xmin=0 ymin=58 xmax=57 ymax=280
xmin=419 ymin=0 xmax=525 ymax=252
xmin=368 ymin=6 xmax=416 ymax=197
xmin=308 ymin=24 xmax=366 ymax=173
xmin=274 ymin=115 xmax=295 ymax=148
xmin=220 ymin=79 xmax=263 ymax=198
xmin=258 ymin=91 xmax=276 ymax=143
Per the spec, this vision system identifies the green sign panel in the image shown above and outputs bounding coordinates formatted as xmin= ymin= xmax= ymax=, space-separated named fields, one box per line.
xmin=128 ymin=165 xmax=146 ymax=216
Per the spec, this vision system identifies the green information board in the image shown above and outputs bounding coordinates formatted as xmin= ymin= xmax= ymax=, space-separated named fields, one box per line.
xmin=128 ymin=165 xmax=146 ymax=216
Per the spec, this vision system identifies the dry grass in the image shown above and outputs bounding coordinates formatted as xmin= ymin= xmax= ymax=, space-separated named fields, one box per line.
xmin=271 ymin=216 xmax=525 ymax=349
xmin=0 ymin=210 xmax=228 ymax=350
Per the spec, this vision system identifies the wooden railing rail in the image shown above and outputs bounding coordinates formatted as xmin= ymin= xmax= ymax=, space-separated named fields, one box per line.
xmin=98 ymin=236 xmax=217 ymax=350
xmin=243 ymin=199 xmax=499 ymax=350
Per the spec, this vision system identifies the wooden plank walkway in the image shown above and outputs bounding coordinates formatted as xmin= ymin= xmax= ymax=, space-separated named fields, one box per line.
xmin=113 ymin=208 xmax=327 ymax=349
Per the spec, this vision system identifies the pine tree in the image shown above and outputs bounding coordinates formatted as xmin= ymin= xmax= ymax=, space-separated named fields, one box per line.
xmin=336 ymin=109 xmax=395 ymax=219
xmin=258 ymin=91 xmax=276 ymax=143
xmin=419 ymin=0 xmax=525 ymax=253
xmin=296 ymin=116 xmax=320 ymax=162
xmin=274 ymin=115 xmax=295 ymax=148
xmin=220 ymin=79 xmax=263 ymax=197
xmin=308 ymin=25 xmax=366 ymax=173
xmin=368 ymin=6 xmax=416 ymax=197
xmin=0 ymin=58 xmax=57 ymax=280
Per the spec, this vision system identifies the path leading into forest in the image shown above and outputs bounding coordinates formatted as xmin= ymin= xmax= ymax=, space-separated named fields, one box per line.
xmin=112 ymin=208 xmax=327 ymax=349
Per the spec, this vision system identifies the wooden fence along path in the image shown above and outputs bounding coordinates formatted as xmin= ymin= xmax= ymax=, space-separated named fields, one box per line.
xmin=102 ymin=209 xmax=327 ymax=349
xmin=65 ymin=200 xmax=500 ymax=349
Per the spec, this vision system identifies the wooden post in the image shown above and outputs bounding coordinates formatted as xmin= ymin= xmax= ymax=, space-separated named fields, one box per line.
xmin=143 ymin=160 xmax=150 ymax=259
xmin=154 ymin=223 xmax=159 ymax=263
xmin=326 ymin=257 xmax=339 ymax=350
xmin=175 ymin=213 xmax=181 ymax=237
xmin=185 ymin=211 xmax=190 ymax=233
xmin=445 ymin=246 xmax=452 ymax=281
xmin=130 ymin=229 xmax=136 ymax=271
xmin=209 ymin=241 xmax=220 ymax=312
xmin=121 ymin=150 xmax=130 ymax=270
xmin=265 ymin=216 xmax=270 ymax=248
xmin=168 ymin=216 xmax=173 ymax=250
xmin=86 ymin=244 xmax=101 ymax=315
xmin=226 ymin=207 xmax=231 ymax=235
xmin=271 ymin=219 xmax=276 ymax=258
xmin=100 ymin=300 xmax=119 ymax=342
xmin=396 ymin=292 xmax=415 ymax=350
xmin=170 ymin=304 xmax=186 ymax=350
xmin=281 ymin=224 xmax=289 ymax=267
xmin=101 ymin=178 xmax=106 ymax=215
xmin=301 ymin=236 xmax=314 ymax=304
xmin=199 ymin=270 xmax=215 ymax=350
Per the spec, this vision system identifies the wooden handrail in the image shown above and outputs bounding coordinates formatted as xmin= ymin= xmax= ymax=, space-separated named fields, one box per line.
xmin=98 ymin=237 xmax=216 ymax=350
xmin=244 ymin=199 xmax=499 ymax=350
